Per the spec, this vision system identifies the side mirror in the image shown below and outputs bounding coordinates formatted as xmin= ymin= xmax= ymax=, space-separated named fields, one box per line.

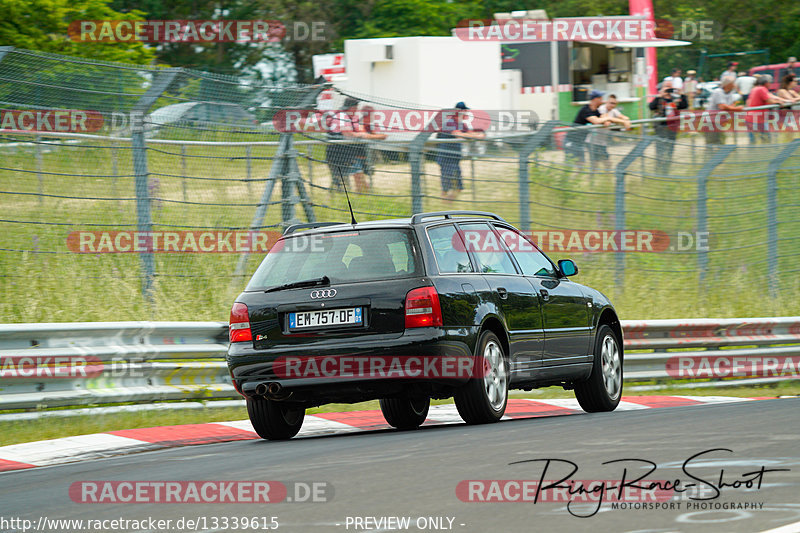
xmin=558 ymin=259 xmax=578 ymax=277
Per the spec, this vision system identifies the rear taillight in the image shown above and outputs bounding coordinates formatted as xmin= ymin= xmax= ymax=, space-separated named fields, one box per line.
xmin=405 ymin=286 xmax=443 ymax=328
xmin=229 ymin=302 xmax=252 ymax=342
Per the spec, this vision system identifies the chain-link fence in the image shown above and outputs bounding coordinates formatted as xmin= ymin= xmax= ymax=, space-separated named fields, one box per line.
xmin=1 ymin=47 xmax=799 ymax=323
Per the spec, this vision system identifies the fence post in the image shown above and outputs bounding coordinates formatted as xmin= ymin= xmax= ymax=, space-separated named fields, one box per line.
xmin=111 ymin=141 xmax=119 ymax=211
xmin=694 ymin=145 xmax=735 ymax=283
xmin=307 ymin=146 xmax=313 ymax=188
xmin=130 ymin=69 xmax=179 ymax=302
xmin=280 ymin=138 xmax=315 ymax=228
xmin=613 ymin=139 xmax=653 ymax=288
xmin=130 ymin=120 xmax=154 ymax=300
xmin=35 ymin=135 xmax=43 ymax=204
xmin=245 ymin=145 xmax=252 ymax=196
xmin=181 ymin=144 xmax=188 ymax=202
xmin=766 ymin=140 xmax=800 ymax=297
xmin=232 ymin=133 xmax=290 ymax=278
xmin=514 ymin=121 xmax=557 ymax=231
xmin=409 ymin=132 xmax=433 ymax=214
xmin=470 ymin=153 xmax=476 ymax=204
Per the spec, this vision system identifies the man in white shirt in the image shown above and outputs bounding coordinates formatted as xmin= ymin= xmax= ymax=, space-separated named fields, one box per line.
xmin=589 ymin=94 xmax=631 ymax=170
xmin=669 ymin=68 xmax=684 ymax=92
xmin=705 ymin=75 xmax=743 ymax=145
xmin=735 ymin=72 xmax=757 ymax=104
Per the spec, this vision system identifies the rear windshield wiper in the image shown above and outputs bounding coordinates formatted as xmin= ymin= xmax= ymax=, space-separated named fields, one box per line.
xmin=263 ymin=276 xmax=330 ymax=293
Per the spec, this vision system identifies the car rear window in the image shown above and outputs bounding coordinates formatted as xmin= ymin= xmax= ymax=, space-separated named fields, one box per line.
xmin=246 ymin=229 xmax=421 ymax=290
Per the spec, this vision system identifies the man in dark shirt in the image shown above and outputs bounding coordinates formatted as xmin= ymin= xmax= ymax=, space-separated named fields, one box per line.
xmin=565 ymin=89 xmax=610 ymax=165
xmin=648 ymin=80 xmax=688 ymax=173
xmin=436 ymin=102 xmax=485 ymax=201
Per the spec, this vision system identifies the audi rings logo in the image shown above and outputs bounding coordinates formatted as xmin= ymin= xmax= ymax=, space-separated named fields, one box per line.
xmin=310 ymin=289 xmax=337 ymax=299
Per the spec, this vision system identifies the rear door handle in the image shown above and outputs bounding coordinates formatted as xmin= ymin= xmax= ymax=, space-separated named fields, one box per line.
xmin=497 ymin=287 xmax=508 ymax=299
xmin=539 ymin=289 xmax=549 ymax=301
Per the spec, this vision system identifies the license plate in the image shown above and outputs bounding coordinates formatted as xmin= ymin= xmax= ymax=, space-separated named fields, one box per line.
xmin=289 ymin=307 xmax=363 ymax=330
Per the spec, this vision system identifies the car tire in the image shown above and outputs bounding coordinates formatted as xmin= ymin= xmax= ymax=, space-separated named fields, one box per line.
xmin=379 ymin=397 xmax=430 ymax=429
xmin=246 ymin=397 xmax=305 ymax=440
xmin=574 ymin=324 xmax=623 ymax=413
xmin=455 ymin=330 xmax=508 ymax=424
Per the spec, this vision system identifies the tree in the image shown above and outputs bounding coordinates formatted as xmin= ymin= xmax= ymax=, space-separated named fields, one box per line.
xmin=0 ymin=0 xmax=154 ymax=64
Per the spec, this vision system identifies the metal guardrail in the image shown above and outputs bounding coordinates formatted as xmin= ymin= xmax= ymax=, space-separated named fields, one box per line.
xmin=0 ymin=318 xmax=798 ymax=411
xmin=0 ymin=322 xmax=230 ymax=410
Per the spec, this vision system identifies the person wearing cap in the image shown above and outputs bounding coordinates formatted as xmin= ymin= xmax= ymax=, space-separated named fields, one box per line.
xmin=435 ymin=102 xmax=485 ymax=201
xmin=684 ymin=70 xmax=699 ymax=108
xmin=564 ymin=89 xmax=611 ymax=166
xmin=649 ymin=79 xmax=688 ymax=172
xmin=719 ymin=61 xmax=738 ymax=82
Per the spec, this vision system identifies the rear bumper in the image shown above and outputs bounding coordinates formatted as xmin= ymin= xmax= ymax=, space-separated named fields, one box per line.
xmin=227 ymin=327 xmax=478 ymax=402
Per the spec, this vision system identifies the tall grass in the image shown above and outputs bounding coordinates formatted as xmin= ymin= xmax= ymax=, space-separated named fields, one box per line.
xmin=1 ymin=134 xmax=798 ymax=322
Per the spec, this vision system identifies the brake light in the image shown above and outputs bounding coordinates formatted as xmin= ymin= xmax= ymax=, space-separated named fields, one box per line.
xmin=229 ymin=302 xmax=252 ymax=342
xmin=405 ymin=286 xmax=443 ymax=328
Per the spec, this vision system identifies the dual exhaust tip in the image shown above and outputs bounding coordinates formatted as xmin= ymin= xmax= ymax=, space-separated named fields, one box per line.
xmin=255 ymin=381 xmax=286 ymax=398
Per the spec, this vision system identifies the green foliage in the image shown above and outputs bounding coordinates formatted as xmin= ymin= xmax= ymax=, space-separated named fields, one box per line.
xmin=653 ymin=0 xmax=800 ymax=77
xmin=4 ymin=0 xmax=797 ymax=84
xmin=0 ymin=0 xmax=154 ymax=64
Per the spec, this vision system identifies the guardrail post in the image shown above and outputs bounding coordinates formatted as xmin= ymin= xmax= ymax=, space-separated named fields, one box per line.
xmin=613 ymin=139 xmax=652 ymax=289
xmin=514 ymin=121 xmax=557 ymax=232
xmin=767 ymin=140 xmax=800 ymax=298
xmin=694 ymin=146 xmax=734 ymax=284
xmin=409 ymin=131 xmax=433 ymax=214
xmin=130 ymin=69 xmax=179 ymax=304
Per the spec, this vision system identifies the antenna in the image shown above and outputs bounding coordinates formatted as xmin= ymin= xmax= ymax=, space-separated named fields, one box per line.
xmin=336 ymin=166 xmax=357 ymax=225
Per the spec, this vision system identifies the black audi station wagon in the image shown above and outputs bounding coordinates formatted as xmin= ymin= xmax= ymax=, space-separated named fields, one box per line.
xmin=227 ymin=211 xmax=623 ymax=439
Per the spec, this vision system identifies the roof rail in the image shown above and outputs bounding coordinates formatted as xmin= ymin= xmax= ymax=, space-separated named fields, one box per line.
xmin=410 ymin=211 xmax=506 ymax=224
xmin=283 ymin=222 xmax=344 ymax=235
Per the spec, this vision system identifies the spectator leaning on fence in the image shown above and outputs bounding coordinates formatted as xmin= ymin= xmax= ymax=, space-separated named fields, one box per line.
xmin=589 ymin=95 xmax=632 ymax=171
xmin=746 ymin=75 xmax=791 ymax=144
xmin=325 ymin=98 xmax=387 ymax=193
xmin=776 ymin=74 xmax=800 ymax=104
xmin=565 ymin=89 xmax=611 ymax=166
xmin=435 ymin=102 xmax=485 ymax=201
xmin=648 ymin=80 xmax=688 ymax=172
xmin=705 ymin=75 xmax=743 ymax=145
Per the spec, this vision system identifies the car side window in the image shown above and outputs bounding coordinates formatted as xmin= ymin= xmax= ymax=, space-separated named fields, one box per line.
xmin=458 ymin=222 xmax=518 ymax=275
xmin=493 ymin=224 xmax=557 ymax=277
xmin=427 ymin=224 xmax=473 ymax=273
